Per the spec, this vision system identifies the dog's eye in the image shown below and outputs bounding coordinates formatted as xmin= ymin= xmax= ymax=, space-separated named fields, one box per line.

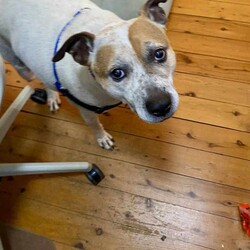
xmin=154 ymin=49 xmax=166 ymax=63
xmin=110 ymin=68 xmax=126 ymax=82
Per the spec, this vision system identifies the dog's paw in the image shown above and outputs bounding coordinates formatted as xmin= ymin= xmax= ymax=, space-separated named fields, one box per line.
xmin=47 ymin=89 xmax=61 ymax=112
xmin=97 ymin=131 xmax=115 ymax=150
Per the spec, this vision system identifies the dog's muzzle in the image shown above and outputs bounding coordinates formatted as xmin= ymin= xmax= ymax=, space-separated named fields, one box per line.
xmin=146 ymin=89 xmax=172 ymax=117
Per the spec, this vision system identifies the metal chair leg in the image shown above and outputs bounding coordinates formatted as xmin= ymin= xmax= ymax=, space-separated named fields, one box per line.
xmin=0 ymin=162 xmax=105 ymax=185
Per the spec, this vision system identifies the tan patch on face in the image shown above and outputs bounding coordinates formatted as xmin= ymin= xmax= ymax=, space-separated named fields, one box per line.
xmin=129 ymin=17 xmax=168 ymax=63
xmin=93 ymin=45 xmax=114 ymax=79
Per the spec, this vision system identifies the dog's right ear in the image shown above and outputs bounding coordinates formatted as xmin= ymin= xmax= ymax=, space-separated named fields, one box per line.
xmin=140 ymin=0 xmax=167 ymax=25
xmin=52 ymin=32 xmax=95 ymax=66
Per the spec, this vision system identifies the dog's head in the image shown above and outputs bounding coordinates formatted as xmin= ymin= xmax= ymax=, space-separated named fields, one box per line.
xmin=53 ymin=0 xmax=178 ymax=123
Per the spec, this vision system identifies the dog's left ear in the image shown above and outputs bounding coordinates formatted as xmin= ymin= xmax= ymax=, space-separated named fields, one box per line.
xmin=52 ymin=32 xmax=95 ymax=65
xmin=140 ymin=0 xmax=167 ymax=25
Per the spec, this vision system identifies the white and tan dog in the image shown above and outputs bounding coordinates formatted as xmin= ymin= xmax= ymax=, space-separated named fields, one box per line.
xmin=0 ymin=0 xmax=178 ymax=149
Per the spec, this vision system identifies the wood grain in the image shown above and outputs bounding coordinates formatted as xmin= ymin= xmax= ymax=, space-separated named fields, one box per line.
xmin=0 ymin=183 xmax=249 ymax=249
xmin=172 ymin=0 xmax=250 ymax=22
xmin=175 ymin=72 xmax=249 ymax=107
xmin=169 ymin=31 xmax=250 ymax=62
xmin=168 ymin=14 xmax=250 ymax=42
xmin=0 ymin=192 xmax=212 ymax=250
xmin=0 ymin=113 xmax=249 ymax=189
xmin=207 ymin=0 xmax=250 ymax=5
xmin=176 ymin=51 xmax=250 ymax=83
xmin=1 ymin=139 xmax=250 ymax=221
xmin=54 ymin=242 xmax=77 ymax=250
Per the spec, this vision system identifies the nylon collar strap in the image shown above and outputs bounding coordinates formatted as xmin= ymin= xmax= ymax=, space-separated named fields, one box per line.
xmin=52 ymin=9 xmax=121 ymax=114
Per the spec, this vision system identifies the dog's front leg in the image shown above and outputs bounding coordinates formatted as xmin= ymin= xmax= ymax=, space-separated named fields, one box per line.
xmin=79 ymin=108 xmax=114 ymax=150
xmin=46 ymin=88 xmax=61 ymax=112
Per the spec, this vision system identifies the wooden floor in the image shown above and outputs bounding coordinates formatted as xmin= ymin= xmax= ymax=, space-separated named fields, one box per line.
xmin=0 ymin=0 xmax=250 ymax=249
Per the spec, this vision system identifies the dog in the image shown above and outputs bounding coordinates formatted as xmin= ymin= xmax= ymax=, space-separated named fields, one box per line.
xmin=0 ymin=0 xmax=179 ymax=150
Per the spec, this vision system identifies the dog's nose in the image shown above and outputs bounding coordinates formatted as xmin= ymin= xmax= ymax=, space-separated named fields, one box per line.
xmin=146 ymin=92 xmax=172 ymax=117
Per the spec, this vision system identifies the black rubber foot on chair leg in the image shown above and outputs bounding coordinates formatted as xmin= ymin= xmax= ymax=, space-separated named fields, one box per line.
xmin=85 ymin=164 xmax=105 ymax=185
xmin=30 ymin=88 xmax=47 ymax=104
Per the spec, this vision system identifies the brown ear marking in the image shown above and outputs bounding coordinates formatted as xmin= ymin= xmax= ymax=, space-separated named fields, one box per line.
xmin=52 ymin=32 xmax=95 ymax=65
xmin=141 ymin=0 xmax=167 ymax=25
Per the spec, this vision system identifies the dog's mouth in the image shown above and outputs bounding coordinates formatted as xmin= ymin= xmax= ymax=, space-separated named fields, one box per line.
xmin=133 ymin=106 xmax=175 ymax=123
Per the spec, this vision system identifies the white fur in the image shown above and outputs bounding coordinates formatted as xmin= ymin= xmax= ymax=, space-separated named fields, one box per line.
xmin=0 ymin=0 xmax=179 ymax=149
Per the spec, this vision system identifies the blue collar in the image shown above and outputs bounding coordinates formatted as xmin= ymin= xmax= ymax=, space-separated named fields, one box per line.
xmin=52 ymin=9 xmax=121 ymax=114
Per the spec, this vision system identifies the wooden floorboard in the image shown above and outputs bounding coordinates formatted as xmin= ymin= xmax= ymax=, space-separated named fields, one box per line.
xmin=176 ymin=51 xmax=250 ymax=83
xmin=210 ymin=0 xmax=250 ymax=5
xmin=169 ymin=31 xmax=250 ymax=62
xmin=172 ymin=0 xmax=250 ymax=22
xmin=0 ymin=0 xmax=250 ymax=249
xmin=168 ymin=14 xmax=250 ymax=42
